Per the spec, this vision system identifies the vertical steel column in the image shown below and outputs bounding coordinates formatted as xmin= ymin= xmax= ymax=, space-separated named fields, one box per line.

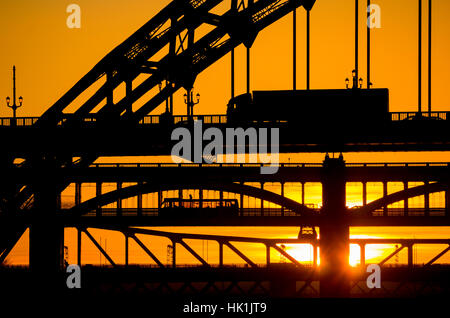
xmin=158 ymin=190 xmax=162 ymax=211
xmin=246 ymin=47 xmax=250 ymax=94
xmin=240 ymin=182 xmax=244 ymax=216
xmin=231 ymin=49 xmax=235 ymax=99
xmin=301 ymin=182 xmax=305 ymax=206
xmin=408 ymin=244 xmax=414 ymax=268
xmin=360 ymin=244 xmax=366 ymax=268
xmin=320 ymin=156 xmax=350 ymax=297
xmin=77 ymin=227 xmax=82 ymax=266
xmin=293 ymin=8 xmax=297 ymax=90
xmin=445 ymin=189 xmax=450 ymax=217
xmin=313 ymin=242 xmax=318 ymax=268
xmin=281 ymin=182 xmax=285 ymax=216
xmin=125 ymin=235 xmax=129 ymax=267
xmin=29 ymin=161 xmax=64 ymax=288
xmin=260 ymin=182 xmax=264 ymax=215
xmin=367 ymin=0 xmax=371 ymax=88
xmin=403 ymin=181 xmax=409 ymax=215
xmin=424 ymin=180 xmax=430 ymax=216
xmin=117 ymin=182 xmax=122 ymax=216
xmin=96 ymin=182 xmax=102 ymax=217
xmin=219 ymin=242 xmax=224 ymax=267
xmin=172 ymin=242 xmax=176 ymax=268
xmin=428 ymin=0 xmax=432 ymax=114
xmin=266 ymin=245 xmax=271 ymax=266
xmin=383 ymin=181 xmax=388 ymax=216
xmin=355 ymin=0 xmax=359 ymax=83
xmin=362 ymin=181 xmax=367 ymax=206
xmin=75 ymin=182 xmax=81 ymax=206
xmin=419 ymin=0 xmax=422 ymax=112
xmin=306 ymin=9 xmax=311 ymax=90
xmin=137 ymin=182 xmax=143 ymax=217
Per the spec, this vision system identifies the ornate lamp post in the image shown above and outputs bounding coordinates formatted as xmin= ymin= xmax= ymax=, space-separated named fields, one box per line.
xmin=184 ymin=89 xmax=200 ymax=119
xmin=6 ymin=66 xmax=23 ymax=126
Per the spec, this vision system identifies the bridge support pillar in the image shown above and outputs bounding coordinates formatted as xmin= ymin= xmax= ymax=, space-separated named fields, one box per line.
xmin=320 ymin=156 xmax=350 ymax=297
xmin=29 ymin=162 xmax=64 ymax=291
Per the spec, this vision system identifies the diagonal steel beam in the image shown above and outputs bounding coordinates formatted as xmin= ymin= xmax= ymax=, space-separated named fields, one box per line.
xmin=223 ymin=241 xmax=257 ymax=268
xmin=425 ymin=244 xmax=450 ymax=266
xmin=270 ymin=243 xmax=302 ymax=266
xmin=82 ymin=228 xmax=117 ymax=267
xmin=177 ymin=239 xmax=210 ymax=266
xmin=378 ymin=245 xmax=405 ymax=267
xmin=130 ymin=234 xmax=165 ymax=268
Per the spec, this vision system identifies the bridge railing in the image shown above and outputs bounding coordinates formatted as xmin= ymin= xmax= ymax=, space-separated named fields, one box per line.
xmin=3 ymin=112 xmax=450 ymax=126
xmin=85 ymin=163 xmax=325 ymax=168
xmin=391 ymin=111 xmax=449 ymax=121
xmin=8 ymin=161 xmax=450 ymax=168
xmin=0 ymin=117 xmax=39 ymax=126
xmin=370 ymin=207 xmax=446 ymax=217
xmin=82 ymin=162 xmax=450 ymax=168
xmin=0 ymin=114 xmax=228 ymax=127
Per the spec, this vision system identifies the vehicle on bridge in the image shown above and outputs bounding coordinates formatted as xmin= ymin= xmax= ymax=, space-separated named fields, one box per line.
xmin=227 ymin=89 xmax=390 ymax=129
xmin=159 ymin=198 xmax=239 ymax=218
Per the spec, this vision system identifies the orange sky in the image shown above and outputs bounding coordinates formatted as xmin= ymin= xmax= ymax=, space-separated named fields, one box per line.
xmin=1 ymin=0 xmax=450 ymax=118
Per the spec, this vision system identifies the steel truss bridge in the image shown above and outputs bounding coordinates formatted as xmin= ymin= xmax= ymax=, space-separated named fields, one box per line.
xmin=1 ymin=0 xmax=450 ymax=299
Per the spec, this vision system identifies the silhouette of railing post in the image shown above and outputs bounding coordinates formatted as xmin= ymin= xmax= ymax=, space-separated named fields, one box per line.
xmin=320 ymin=156 xmax=350 ymax=297
xmin=117 ymin=182 xmax=122 ymax=216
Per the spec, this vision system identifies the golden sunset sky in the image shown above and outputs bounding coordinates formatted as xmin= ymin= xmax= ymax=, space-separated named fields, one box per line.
xmin=1 ymin=0 xmax=450 ymax=118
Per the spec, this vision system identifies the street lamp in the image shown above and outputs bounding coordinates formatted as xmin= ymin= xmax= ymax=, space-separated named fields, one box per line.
xmin=184 ymin=89 xmax=200 ymax=118
xmin=6 ymin=65 xmax=23 ymax=126
xmin=351 ymin=69 xmax=357 ymax=89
